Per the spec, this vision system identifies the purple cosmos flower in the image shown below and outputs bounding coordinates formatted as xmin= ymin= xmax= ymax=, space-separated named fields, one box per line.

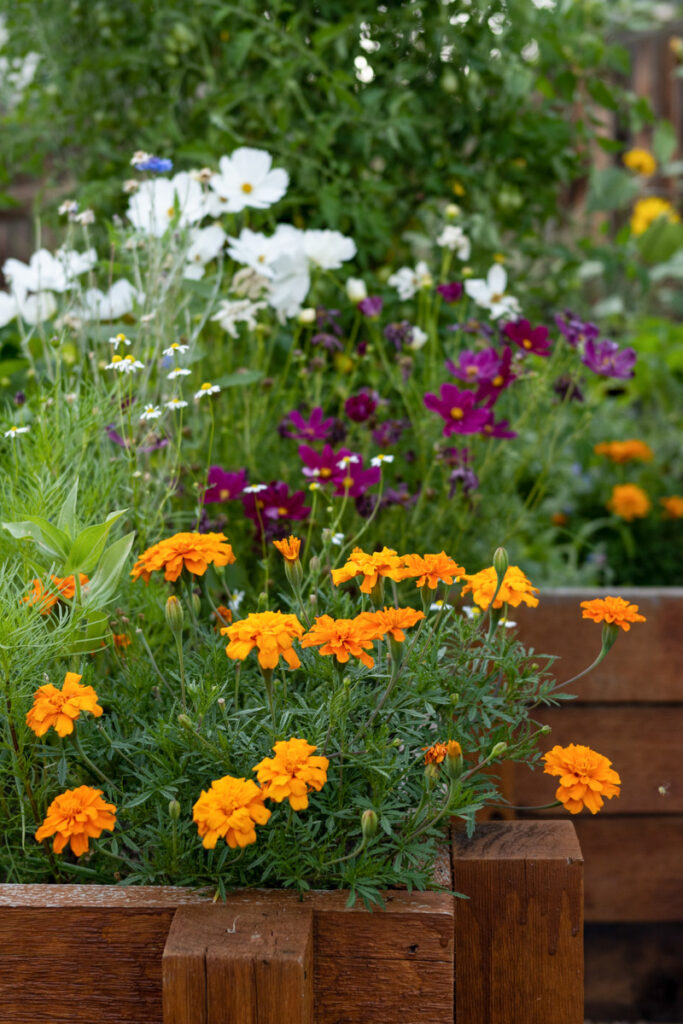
xmin=503 ymin=319 xmax=551 ymax=357
xmin=281 ymin=407 xmax=336 ymax=442
xmin=479 ymin=412 xmax=517 ymax=439
xmin=134 ymin=156 xmax=173 ymax=173
xmin=447 ymin=319 xmax=496 ymax=338
xmin=298 ymin=443 xmax=351 ymax=483
xmin=437 ymin=282 xmax=463 ymax=303
xmin=384 ymin=320 xmax=414 ymax=350
xmin=446 ymin=348 xmax=500 ymax=384
xmin=475 ymin=346 xmax=517 ymax=405
xmin=423 ymin=384 xmax=490 ymax=436
xmin=381 ymin=483 xmax=418 ymax=508
xmin=331 ymin=457 xmax=381 ymax=498
xmin=204 ymin=467 xmax=248 ymax=504
xmin=437 ymin=445 xmax=470 ymax=467
xmin=555 ymin=311 xmax=600 ymax=348
xmin=311 ymin=332 xmax=344 ymax=352
xmin=345 ymin=390 xmax=378 ymax=423
xmin=449 ymin=466 xmax=479 ymax=496
xmin=242 ymin=481 xmax=311 ymax=528
xmin=372 ymin=419 xmax=409 ymax=448
xmin=105 ymin=424 xmax=169 ymax=452
xmin=582 ymin=339 xmax=637 ymax=379
xmin=358 ymin=296 xmax=383 ymax=318
xmin=316 ymin=306 xmax=343 ymax=336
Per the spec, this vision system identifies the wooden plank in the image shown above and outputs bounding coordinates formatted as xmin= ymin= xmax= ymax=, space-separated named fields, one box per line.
xmin=314 ymin=956 xmax=453 ymax=1024
xmin=512 ymin=705 xmax=683 ymax=814
xmin=452 ymin=820 xmax=583 ymax=1024
xmin=512 ymin=588 xmax=683 ymax=702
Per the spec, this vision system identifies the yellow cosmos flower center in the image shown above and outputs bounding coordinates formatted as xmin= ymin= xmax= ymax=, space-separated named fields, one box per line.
xmin=522 ymin=339 xmax=532 ymax=349
xmin=343 ymin=476 xmax=353 ymax=488
xmin=241 ymin=182 xmax=253 ymax=194
xmin=466 ymin=366 xmax=478 ymax=376
xmin=220 ymin=489 xmax=230 ymax=500
xmin=277 ymin=506 xmax=288 ymax=516
xmin=320 ymin=467 xmax=332 ymax=478
xmin=450 ymin=407 xmax=464 ymax=420
xmin=492 ymin=374 xmax=504 ymax=387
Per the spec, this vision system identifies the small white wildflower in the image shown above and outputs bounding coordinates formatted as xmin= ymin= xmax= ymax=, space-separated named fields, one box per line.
xmin=131 ymin=150 xmax=151 ymax=166
xmin=108 ymin=333 xmax=131 ymax=350
xmin=167 ymin=367 xmax=191 ymax=379
xmin=436 ymin=225 xmax=471 ymax=260
xmin=337 ymin=455 xmax=360 ymax=469
xmin=430 ymin=599 xmax=452 ymax=612
xmin=499 ymin=617 xmax=517 ymax=629
xmin=244 ymin=484 xmax=268 ymax=494
xmin=330 ymin=532 xmax=344 ymax=546
xmin=387 ymin=261 xmax=433 ymax=300
xmin=75 ymin=209 xmax=95 ymax=225
xmin=4 ymin=425 xmax=29 ymax=438
xmin=228 ymin=589 xmax=245 ymax=614
xmin=58 ymin=199 xmax=78 ymax=217
xmin=140 ymin=405 xmax=162 ymax=421
xmin=106 ymin=354 xmax=144 ymax=373
xmin=194 ymin=382 xmax=220 ymax=400
xmin=162 ymin=342 xmax=189 ymax=356
xmin=462 ymin=605 xmax=482 ymax=620
xmin=123 ymin=180 xmax=140 ymax=195
xmin=165 ymin=398 xmax=188 ymax=410
xmin=308 ymin=481 xmax=321 ymax=491
xmin=370 ymin=453 xmax=395 ymax=468
xmin=445 ymin=203 xmax=461 ymax=219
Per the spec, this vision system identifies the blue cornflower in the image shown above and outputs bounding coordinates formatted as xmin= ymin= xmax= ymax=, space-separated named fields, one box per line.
xmin=134 ymin=156 xmax=173 ymax=174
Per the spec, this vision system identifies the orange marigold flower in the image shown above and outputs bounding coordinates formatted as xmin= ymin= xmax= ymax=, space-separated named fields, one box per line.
xmin=192 ymin=775 xmax=271 ymax=849
xmin=112 ymin=633 xmax=131 ymax=649
xmin=273 ymin=535 xmax=301 ymax=562
xmin=253 ymin=737 xmax=329 ymax=810
xmin=213 ymin=604 xmax=233 ymax=632
xmin=331 ymin=546 xmax=409 ymax=594
xmin=580 ymin=596 xmax=646 ymax=631
xmin=402 ymin=551 xmax=465 ymax=590
xmin=26 ymin=672 xmax=103 ymax=738
xmin=131 ymin=531 xmax=236 ymax=583
xmin=365 ymin=606 xmax=425 ymax=642
xmin=423 ymin=741 xmax=448 ymax=765
xmin=301 ymin=613 xmax=380 ymax=668
xmin=35 ymin=785 xmax=116 ymax=856
xmin=543 ymin=743 xmax=621 ymax=815
xmin=661 ymin=495 xmax=683 ymax=519
xmin=23 ymin=573 xmax=89 ymax=614
xmin=222 ymin=610 xmax=304 ymax=670
xmin=593 ymin=439 xmax=653 ymax=463
xmin=607 ymin=483 xmax=651 ymax=521
xmin=460 ymin=565 xmax=539 ymax=610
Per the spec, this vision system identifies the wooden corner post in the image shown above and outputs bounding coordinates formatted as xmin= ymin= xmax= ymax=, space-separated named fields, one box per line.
xmin=452 ymin=820 xmax=583 ymax=1024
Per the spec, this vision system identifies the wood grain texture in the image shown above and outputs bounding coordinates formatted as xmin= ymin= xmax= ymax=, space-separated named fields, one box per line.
xmin=452 ymin=820 xmax=583 ymax=1024
xmin=512 ymin=705 xmax=682 ymax=814
xmin=512 ymin=588 xmax=683 ymax=702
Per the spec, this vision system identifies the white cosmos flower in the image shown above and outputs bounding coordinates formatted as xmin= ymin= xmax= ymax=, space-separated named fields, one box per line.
xmin=73 ymin=279 xmax=144 ymax=321
xmin=408 ymin=326 xmax=428 ymax=350
xmin=108 ymin=333 xmax=131 ymax=350
xmin=346 ymin=277 xmax=367 ymax=303
xmin=209 ymin=147 xmax=289 ymax=213
xmin=140 ymin=405 xmax=162 ymax=421
xmin=167 ymin=368 xmax=191 ymax=379
xmin=195 ymin=382 xmax=220 ymax=400
xmin=165 ymin=398 xmax=188 ymax=410
xmin=126 ymin=172 xmax=208 ymax=236
xmin=162 ymin=342 xmax=189 ymax=356
xmin=464 ymin=265 xmax=520 ymax=320
xmin=183 ymin=224 xmax=227 ymax=280
xmin=3 ymin=249 xmax=69 ymax=293
xmin=370 ymin=454 xmax=395 ymax=467
xmin=16 ymin=291 xmax=58 ymax=325
xmin=0 ymin=291 xmax=18 ymax=327
xmin=436 ymin=225 xmax=471 ymax=260
xmin=302 ymin=229 xmax=356 ymax=270
xmin=4 ymin=425 xmax=29 ymax=438
xmin=388 ymin=260 xmax=433 ymax=300
xmin=106 ymin=354 xmax=145 ymax=373
xmin=244 ymin=484 xmax=268 ymax=494
xmin=267 ymin=249 xmax=310 ymax=320
xmin=210 ymin=298 xmax=267 ymax=339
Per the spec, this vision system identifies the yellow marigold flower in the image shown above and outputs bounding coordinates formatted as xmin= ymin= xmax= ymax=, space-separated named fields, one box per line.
xmin=622 ymin=147 xmax=657 ymax=176
xmin=301 ymin=613 xmax=380 ymax=668
xmin=630 ymin=196 xmax=679 ymax=236
xmin=543 ymin=743 xmax=621 ymax=815
xmin=35 ymin=785 xmax=116 ymax=856
xmin=593 ymin=439 xmax=653 ymax=463
xmin=131 ymin=531 xmax=236 ymax=583
xmin=661 ymin=495 xmax=683 ymax=519
xmin=272 ymin=535 xmax=301 ymax=562
xmin=331 ymin=546 xmax=409 ymax=594
xmin=192 ymin=775 xmax=271 ymax=849
xmin=580 ymin=596 xmax=646 ymax=631
xmin=253 ymin=737 xmax=329 ymax=810
xmin=222 ymin=610 xmax=304 ymax=670
xmin=402 ymin=551 xmax=465 ymax=590
xmin=26 ymin=672 xmax=103 ymax=738
xmin=607 ymin=483 xmax=651 ymax=521
xmin=22 ymin=573 xmax=89 ymax=614
xmin=460 ymin=565 xmax=539 ymax=610
xmin=362 ymin=606 xmax=425 ymax=642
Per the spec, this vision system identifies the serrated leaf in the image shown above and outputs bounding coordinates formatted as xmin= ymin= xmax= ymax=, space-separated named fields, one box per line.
xmin=2 ymin=517 xmax=71 ymax=561
xmin=57 ymin=478 xmax=79 ymax=538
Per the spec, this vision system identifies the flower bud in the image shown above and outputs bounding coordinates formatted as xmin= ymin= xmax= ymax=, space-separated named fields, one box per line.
xmin=284 ymin=558 xmax=304 ymax=590
xmin=297 ymin=307 xmax=316 ymax=325
xmin=445 ymin=740 xmax=463 ymax=780
xmin=445 ymin=203 xmax=461 ymax=219
xmin=192 ymin=592 xmax=201 ymax=617
xmin=540 ymin=724 xmax=551 ymax=735
xmin=346 ymin=277 xmax=368 ymax=303
xmin=165 ymin=595 xmax=184 ymax=634
xmin=425 ymin=762 xmax=440 ymax=783
xmin=361 ymin=808 xmax=378 ymax=840
xmin=168 ymin=798 xmax=181 ymax=821
xmin=177 ymin=713 xmax=194 ymax=731
xmin=490 ymin=741 xmax=508 ymax=759
xmin=600 ymin=622 xmax=620 ymax=656
xmin=492 ymin=547 xmax=509 ymax=580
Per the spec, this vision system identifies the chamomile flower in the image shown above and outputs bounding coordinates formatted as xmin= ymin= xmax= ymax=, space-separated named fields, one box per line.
xmin=4 ymin=425 xmax=29 ymax=438
xmin=167 ymin=368 xmax=191 ymax=379
xmin=195 ymin=382 xmax=220 ymax=400
xmin=140 ymin=405 xmax=162 ymax=421
xmin=108 ymin=333 xmax=131 ymax=350
xmin=370 ymin=454 xmax=395 ymax=468
xmin=337 ymin=455 xmax=360 ymax=469
xmin=430 ymin=599 xmax=453 ymax=612
xmin=330 ymin=532 xmax=344 ymax=546
xmin=106 ymin=354 xmax=144 ymax=373
xmin=244 ymin=484 xmax=268 ymax=494
xmin=162 ymin=342 xmax=189 ymax=356
xmin=165 ymin=398 xmax=188 ymax=410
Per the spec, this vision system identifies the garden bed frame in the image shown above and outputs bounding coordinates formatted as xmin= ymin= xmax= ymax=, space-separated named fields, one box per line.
xmin=0 ymin=820 xmax=582 ymax=1024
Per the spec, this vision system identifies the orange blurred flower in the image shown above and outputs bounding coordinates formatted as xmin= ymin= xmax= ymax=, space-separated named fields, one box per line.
xmin=331 ymin=546 xmax=409 ymax=594
xmin=112 ymin=633 xmax=131 ymax=649
xmin=131 ymin=532 xmax=236 ymax=582
xmin=580 ymin=596 xmax=646 ymax=631
xmin=301 ymin=614 xmax=380 ymax=668
xmin=363 ymin=606 xmax=425 ymax=642
xmin=594 ymin=439 xmax=653 ymax=463
xmin=272 ymin=535 xmax=301 ymax=562
xmin=26 ymin=672 xmax=103 ymax=738
xmin=23 ymin=573 xmax=89 ymax=614
xmin=35 ymin=785 xmax=116 ymax=856
xmin=423 ymin=741 xmax=448 ymax=765
xmin=607 ymin=484 xmax=651 ymax=521
xmin=213 ymin=604 xmax=233 ymax=632
xmin=402 ymin=551 xmax=465 ymax=590
xmin=461 ymin=565 xmax=539 ymax=609
xmin=661 ymin=495 xmax=683 ymax=519
xmin=543 ymin=744 xmax=621 ymax=814
xmin=253 ymin=737 xmax=329 ymax=810
xmin=192 ymin=775 xmax=271 ymax=849
xmin=222 ymin=610 xmax=304 ymax=670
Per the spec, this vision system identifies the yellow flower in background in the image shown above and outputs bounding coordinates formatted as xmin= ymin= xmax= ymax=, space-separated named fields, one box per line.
xmin=460 ymin=565 xmax=539 ymax=610
xmin=607 ymin=483 xmax=651 ymax=521
xmin=661 ymin=496 xmax=683 ymax=519
xmin=26 ymin=672 xmax=103 ymax=738
xmin=622 ymin=148 xmax=657 ymax=176
xmin=253 ymin=737 xmax=329 ymax=810
xmin=580 ymin=596 xmax=646 ymax=631
xmin=594 ymin=439 xmax=653 ymax=463
xmin=193 ymin=775 xmax=271 ymax=849
xmin=35 ymin=786 xmax=116 ymax=856
xmin=543 ymin=744 xmax=621 ymax=815
xmin=630 ymin=197 xmax=679 ymax=236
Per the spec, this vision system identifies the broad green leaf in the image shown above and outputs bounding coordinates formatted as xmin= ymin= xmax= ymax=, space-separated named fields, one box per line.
xmin=57 ymin=478 xmax=80 ymax=538
xmin=62 ymin=510 xmax=127 ymax=575
xmin=2 ymin=517 xmax=71 ymax=561
xmin=653 ymin=120 xmax=677 ymax=165
xmin=586 ymin=167 xmax=640 ymax=213
xmin=84 ymin=531 xmax=136 ymax=607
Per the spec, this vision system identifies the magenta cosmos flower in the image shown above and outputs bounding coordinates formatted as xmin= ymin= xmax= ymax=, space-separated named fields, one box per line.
xmin=436 ymin=282 xmax=463 ymax=303
xmin=503 ymin=319 xmax=551 ymax=357
xmin=423 ymin=384 xmax=490 ymax=436
xmin=475 ymin=346 xmax=517 ymax=404
xmin=281 ymin=406 xmax=335 ymax=442
xmin=204 ymin=467 xmax=248 ymax=504
xmin=242 ymin=481 xmax=310 ymax=525
xmin=582 ymin=339 xmax=636 ymax=379
xmin=298 ymin=443 xmax=351 ymax=483
xmin=446 ymin=348 xmax=500 ymax=384
xmin=345 ymin=390 xmax=378 ymax=423
xmin=332 ymin=457 xmax=381 ymax=498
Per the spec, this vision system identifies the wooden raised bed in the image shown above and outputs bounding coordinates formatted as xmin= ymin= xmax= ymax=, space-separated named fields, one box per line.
xmin=0 ymin=820 xmax=583 ymax=1024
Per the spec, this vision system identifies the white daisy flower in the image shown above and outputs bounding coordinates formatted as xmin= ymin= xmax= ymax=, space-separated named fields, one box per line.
xmin=308 ymin=481 xmax=321 ymax=491
xmin=430 ymin=599 xmax=453 ymax=612
xmin=208 ymin=147 xmax=289 ymax=213
xmin=108 ymin=333 xmax=131 ymax=350
xmin=462 ymin=605 xmax=482 ymax=620
xmin=195 ymin=382 xmax=220 ymax=400
xmin=167 ymin=368 xmax=191 ymax=379
xmin=162 ymin=342 xmax=189 ymax=356
xmin=436 ymin=225 xmax=471 ymax=259
xmin=228 ymin=589 xmax=245 ymax=614
xmin=4 ymin=425 xmax=29 ymax=438
xmin=244 ymin=484 xmax=268 ymax=494
xmin=337 ymin=455 xmax=360 ymax=469
xmin=165 ymin=398 xmax=188 ymax=410
xmin=387 ymin=260 xmax=433 ymax=300
xmin=330 ymin=532 xmax=344 ymax=546
xmin=106 ymin=354 xmax=144 ymax=373
xmin=140 ymin=405 xmax=162 ymax=421
xmin=370 ymin=454 xmax=395 ymax=468
xmin=71 ymin=279 xmax=144 ymax=321
xmin=464 ymin=265 xmax=520 ymax=320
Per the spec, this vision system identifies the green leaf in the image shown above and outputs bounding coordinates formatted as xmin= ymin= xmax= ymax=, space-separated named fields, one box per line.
xmin=213 ymin=369 xmax=264 ymax=388
xmin=653 ymin=120 xmax=677 ymax=165
xmin=62 ymin=510 xmax=127 ymax=575
xmin=586 ymin=167 xmax=640 ymax=213
xmin=66 ymin=609 xmax=109 ymax=655
xmin=84 ymin=531 xmax=136 ymax=607
xmin=56 ymin=478 xmax=79 ymax=538
xmin=1 ymin=517 xmax=71 ymax=561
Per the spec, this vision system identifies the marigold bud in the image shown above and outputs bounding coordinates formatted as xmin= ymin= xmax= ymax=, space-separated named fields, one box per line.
xmin=445 ymin=740 xmax=463 ymax=780
xmin=425 ymin=762 xmax=440 ymax=783
xmin=165 ymin=595 xmax=184 ymax=634
xmin=177 ymin=713 xmax=194 ymax=731
xmin=540 ymin=724 xmax=551 ymax=735
xmin=361 ymin=808 xmax=378 ymax=840
xmin=168 ymin=799 xmax=181 ymax=820
xmin=492 ymin=547 xmax=509 ymax=580
xmin=490 ymin=741 xmax=508 ymax=759
xmin=191 ymin=592 xmax=201 ymax=617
